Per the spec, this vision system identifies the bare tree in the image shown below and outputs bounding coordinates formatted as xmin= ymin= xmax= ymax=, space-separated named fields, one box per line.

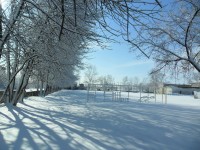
xmin=149 ymin=71 xmax=165 ymax=93
xmin=98 ymin=75 xmax=115 ymax=85
xmin=131 ymin=0 xmax=200 ymax=74
xmin=0 ymin=0 xmax=100 ymax=105
xmin=0 ymin=1 xmax=2 ymax=56
xmin=0 ymin=0 xmax=162 ymax=105
xmin=0 ymin=66 xmax=6 ymax=88
xmin=84 ymin=65 xmax=98 ymax=84
xmin=132 ymin=76 xmax=140 ymax=86
xmin=121 ymin=76 xmax=129 ymax=85
xmin=187 ymin=71 xmax=200 ymax=84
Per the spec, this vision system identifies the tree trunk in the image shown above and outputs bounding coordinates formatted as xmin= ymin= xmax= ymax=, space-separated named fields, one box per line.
xmin=0 ymin=1 xmax=2 ymax=59
xmin=40 ymin=80 xmax=44 ymax=96
xmin=6 ymin=48 xmax=11 ymax=103
xmin=12 ymin=58 xmax=33 ymax=106
xmin=12 ymin=65 xmax=30 ymax=106
xmin=13 ymin=75 xmax=29 ymax=106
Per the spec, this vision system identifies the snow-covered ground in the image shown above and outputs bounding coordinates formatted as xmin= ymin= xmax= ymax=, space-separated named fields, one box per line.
xmin=0 ymin=90 xmax=200 ymax=150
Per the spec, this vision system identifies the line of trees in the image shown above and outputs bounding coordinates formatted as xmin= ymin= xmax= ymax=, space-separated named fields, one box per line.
xmin=0 ymin=0 xmax=162 ymax=106
xmin=0 ymin=0 xmax=99 ymax=105
xmin=0 ymin=0 xmax=199 ymax=106
xmin=83 ymin=65 xmax=165 ymax=92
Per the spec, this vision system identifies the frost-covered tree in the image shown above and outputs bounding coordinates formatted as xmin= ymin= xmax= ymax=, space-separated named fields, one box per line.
xmin=131 ymin=0 xmax=200 ymax=74
xmin=98 ymin=75 xmax=115 ymax=85
xmin=121 ymin=76 xmax=137 ymax=85
xmin=149 ymin=71 xmax=165 ymax=92
xmin=0 ymin=0 xmax=99 ymax=105
xmin=0 ymin=66 xmax=6 ymax=88
xmin=84 ymin=65 xmax=98 ymax=85
xmin=132 ymin=76 xmax=140 ymax=87
xmin=121 ymin=76 xmax=129 ymax=85
xmin=0 ymin=0 xmax=162 ymax=105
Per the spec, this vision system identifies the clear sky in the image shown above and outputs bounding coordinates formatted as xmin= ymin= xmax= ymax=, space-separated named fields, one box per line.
xmin=80 ymin=40 xmax=154 ymax=83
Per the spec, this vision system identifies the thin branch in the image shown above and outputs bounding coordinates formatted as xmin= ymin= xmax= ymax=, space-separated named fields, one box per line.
xmin=126 ymin=39 xmax=150 ymax=59
xmin=185 ymin=8 xmax=200 ymax=59
xmin=155 ymin=0 xmax=162 ymax=8
xmin=73 ymin=0 xmax=77 ymax=27
xmin=0 ymin=0 xmax=25 ymax=59
xmin=59 ymin=0 xmax=65 ymax=41
xmin=0 ymin=55 xmax=37 ymax=103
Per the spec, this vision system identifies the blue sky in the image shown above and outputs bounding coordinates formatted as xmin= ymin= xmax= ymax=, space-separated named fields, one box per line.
xmin=80 ymin=40 xmax=154 ymax=83
xmin=1 ymin=0 xmax=154 ymax=83
xmin=80 ymin=40 xmax=188 ymax=84
xmin=79 ymin=2 xmax=157 ymax=83
xmin=79 ymin=1 xmax=183 ymax=84
xmin=2 ymin=0 xmax=185 ymax=84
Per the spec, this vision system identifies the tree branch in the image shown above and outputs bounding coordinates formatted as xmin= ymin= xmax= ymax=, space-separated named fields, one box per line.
xmin=59 ymin=0 xmax=65 ymax=41
xmin=0 ymin=0 xmax=25 ymax=59
xmin=185 ymin=8 xmax=200 ymax=59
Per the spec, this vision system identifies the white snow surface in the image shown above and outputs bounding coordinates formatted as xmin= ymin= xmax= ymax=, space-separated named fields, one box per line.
xmin=0 ymin=90 xmax=200 ymax=150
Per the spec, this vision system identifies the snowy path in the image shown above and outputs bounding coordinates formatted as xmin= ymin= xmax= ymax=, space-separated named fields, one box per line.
xmin=0 ymin=90 xmax=200 ymax=150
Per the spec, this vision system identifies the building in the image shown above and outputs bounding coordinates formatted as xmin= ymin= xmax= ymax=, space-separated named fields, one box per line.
xmin=163 ymin=83 xmax=200 ymax=95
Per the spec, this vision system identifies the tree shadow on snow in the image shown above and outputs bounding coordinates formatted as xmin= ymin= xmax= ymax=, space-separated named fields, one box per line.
xmin=0 ymin=90 xmax=200 ymax=150
xmin=0 ymin=129 xmax=8 ymax=150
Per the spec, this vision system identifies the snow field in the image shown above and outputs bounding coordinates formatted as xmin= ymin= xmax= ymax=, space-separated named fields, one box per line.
xmin=0 ymin=90 xmax=200 ymax=150
xmin=87 ymin=90 xmax=200 ymax=106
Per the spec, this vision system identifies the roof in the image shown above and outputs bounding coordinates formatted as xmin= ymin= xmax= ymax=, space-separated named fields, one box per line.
xmin=164 ymin=83 xmax=194 ymax=88
xmin=191 ymin=82 xmax=200 ymax=88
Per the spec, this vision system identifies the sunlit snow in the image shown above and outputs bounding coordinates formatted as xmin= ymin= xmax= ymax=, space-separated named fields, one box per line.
xmin=0 ymin=90 xmax=200 ymax=150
